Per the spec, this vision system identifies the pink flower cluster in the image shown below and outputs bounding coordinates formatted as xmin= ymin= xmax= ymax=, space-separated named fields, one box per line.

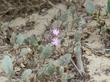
xmin=51 ymin=28 xmax=60 ymax=46
xmin=52 ymin=28 xmax=59 ymax=36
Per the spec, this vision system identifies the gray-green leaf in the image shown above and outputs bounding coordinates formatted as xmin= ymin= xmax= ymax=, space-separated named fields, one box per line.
xmin=61 ymin=73 xmax=68 ymax=82
xmin=58 ymin=12 xmax=68 ymax=22
xmin=21 ymin=69 xmax=32 ymax=80
xmin=24 ymin=35 xmax=39 ymax=46
xmin=1 ymin=55 xmax=14 ymax=78
xmin=16 ymin=33 xmax=26 ymax=45
xmin=85 ymin=0 xmax=95 ymax=15
xmin=38 ymin=63 xmax=55 ymax=77
xmin=57 ymin=54 xmax=71 ymax=66
xmin=59 ymin=66 xmax=64 ymax=75
xmin=41 ymin=44 xmax=53 ymax=59
xmin=20 ymin=48 xmax=31 ymax=57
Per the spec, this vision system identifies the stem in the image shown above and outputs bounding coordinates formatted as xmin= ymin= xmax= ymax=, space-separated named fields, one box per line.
xmin=71 ymin=59 xmax=83 ymax=77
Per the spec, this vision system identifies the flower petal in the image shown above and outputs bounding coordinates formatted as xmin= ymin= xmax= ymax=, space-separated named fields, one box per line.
xmin=51 ymin=38 xmax=60 ymax=46
xmin=52 ymin=28 xmax=59 ymax=36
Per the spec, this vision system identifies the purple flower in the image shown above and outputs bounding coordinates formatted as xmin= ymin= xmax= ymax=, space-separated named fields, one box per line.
xmin=51 ymin=38 xmax=60 ymax=46
xmin=52 ymin=28 xmax=59 ymax=36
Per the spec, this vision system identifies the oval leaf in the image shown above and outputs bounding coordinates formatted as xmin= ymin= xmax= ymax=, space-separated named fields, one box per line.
xmin=41 ymin=44 xmax=53 ymax=59
xmin=85 ymin=0 xmax=95 ymax=14
xmin=21 ymin=69 xmax=32 ymax=80
xmin=16 ymin=33 xmax=26 ymax=45
xmin=20 ymin=48 xmax=31 ymax=57
xmin=58 ymin=54 xmax=71 ymax=66
xmin=38 ymin=63 xmax=55 ymax=77
xmin=61 ymin=73 xmax=68 ymax=82
xmin=1 ymin=55 xmax=14 ymax=77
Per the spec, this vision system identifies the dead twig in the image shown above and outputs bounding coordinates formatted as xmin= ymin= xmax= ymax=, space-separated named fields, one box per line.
xmin=71 ymin=59 xmax=83 ymax=77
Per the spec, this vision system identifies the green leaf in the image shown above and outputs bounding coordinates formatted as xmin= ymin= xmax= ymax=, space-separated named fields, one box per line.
xmin=57 ymin=54 xmax=71 ymax=66
xmin=107 ymin=0 xmax=110 ymax=13
xmin=21 ymin=69 xmax=32 ymax=80
xmin=1 ymin=55 xmax=14 ymax=78
xmin=41 ymin=44 xmax=53 ymax=59
xmin=16 ymin=33 xmax=26 ymax=45
xmin=85 ymin=0 xmax=95 ymax=15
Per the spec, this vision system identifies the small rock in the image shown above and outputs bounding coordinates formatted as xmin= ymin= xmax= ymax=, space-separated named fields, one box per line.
xmin=20 ymin=63 xmax=25 ymax=68
xmin=15 ymin=67 xmax=21 ymax=72
xmin=105 ymin=19 xmax=110 ymax=27
xmin=0 ymin=76 xmax=8 ymax=82
xmin=105 ymin=53 xmax=110 ymax=57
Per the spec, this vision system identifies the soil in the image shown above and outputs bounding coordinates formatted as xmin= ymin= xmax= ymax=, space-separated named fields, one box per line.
xmin=0 ymin=0 xmax=110 ymax=82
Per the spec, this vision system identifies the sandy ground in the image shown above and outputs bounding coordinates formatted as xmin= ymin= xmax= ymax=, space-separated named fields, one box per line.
xmin=0 ymin=0 xmax=110 ymax=82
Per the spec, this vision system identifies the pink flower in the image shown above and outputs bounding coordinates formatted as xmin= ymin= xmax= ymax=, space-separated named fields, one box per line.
xmin=51 ymin=38 xmax=60 ymax=46
xmin=52 ymin=28 xmax=59 ymax=36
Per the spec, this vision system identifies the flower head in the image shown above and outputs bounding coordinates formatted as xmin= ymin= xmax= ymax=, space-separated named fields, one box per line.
xmin=51 ymin=38 xmax=60 ymax=46
xmin=52 ymin=28 xmax=59 ymax=36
